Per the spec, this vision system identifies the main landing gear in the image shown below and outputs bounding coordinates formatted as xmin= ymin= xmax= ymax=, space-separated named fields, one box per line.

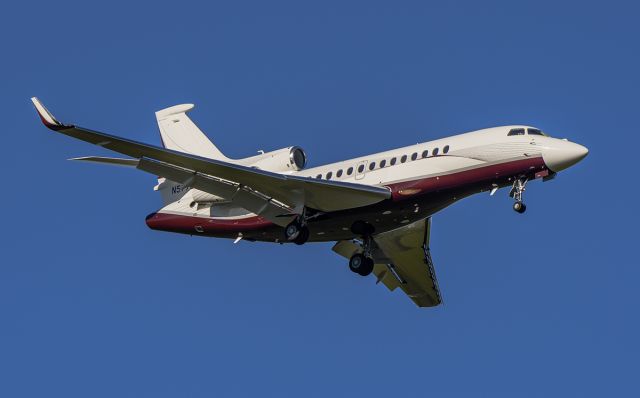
xmin=348 ymin=224 xmax=375 ymax=276
xmin=509 ymin=177 xmax=528 ymax=214
xmin=284 ymin=218 xmax=310 ymax=245
xmin=349 ymin=252 xmax=374 ymax=276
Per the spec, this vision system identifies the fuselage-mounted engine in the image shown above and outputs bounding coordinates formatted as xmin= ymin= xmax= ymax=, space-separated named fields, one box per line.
xmin=245 ymin=146 xmax=307 ymax=172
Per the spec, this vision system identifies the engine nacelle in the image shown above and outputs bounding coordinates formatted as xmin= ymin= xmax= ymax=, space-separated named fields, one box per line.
xmin=245 ymin=146 xmax=307 ymax=172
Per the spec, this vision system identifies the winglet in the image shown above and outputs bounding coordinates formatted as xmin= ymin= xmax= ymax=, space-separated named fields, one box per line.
xmin=30 ymin=97 xmax=73 ymax=130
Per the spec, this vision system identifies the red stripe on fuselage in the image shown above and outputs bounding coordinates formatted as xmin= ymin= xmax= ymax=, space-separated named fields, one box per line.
xmin=387 ymin=156 xmax=546 ymax=200
xmin=145 ymin=212 xmax=273 ymax=235
xmin=145 ymin=156 xmax=547 ymax=235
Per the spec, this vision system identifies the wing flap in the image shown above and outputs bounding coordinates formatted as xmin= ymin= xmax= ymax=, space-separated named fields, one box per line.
xmin=137 ymin=157 xmax=294 ymax=226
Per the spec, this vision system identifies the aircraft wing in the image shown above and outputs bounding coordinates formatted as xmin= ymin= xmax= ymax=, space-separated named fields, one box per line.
xmin=332 ymin=218 xmax=443 ymax=307
xmin=32 ymin=98 xmax=391 ymax=226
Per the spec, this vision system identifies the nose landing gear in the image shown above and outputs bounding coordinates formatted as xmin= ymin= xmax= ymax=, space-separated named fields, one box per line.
xmin=509 ymin=177 xmax=528 ymax=214
xmin=513 ymin=201 xmax=527 ymax=213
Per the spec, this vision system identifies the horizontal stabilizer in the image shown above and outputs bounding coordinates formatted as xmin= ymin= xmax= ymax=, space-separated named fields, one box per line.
xmin=69 ymin=156 xmax=139 ymax=167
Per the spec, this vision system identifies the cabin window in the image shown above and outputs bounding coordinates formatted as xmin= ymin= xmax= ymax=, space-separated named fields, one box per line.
xmin=401 ymin=155 xmax=407 ymax=163
xmin=316 ymin=174 xmax=322 ymax=179
xmin=380 ymin=159 xmax=386 ymax=168
xmin=422 ymin=150 xmax=429 ymax=158
xmin=508 ymin=128 xmax=525 ymax=136
xmin=369 ymin=162 xmax=376 ymax=170
xmin=347 ymin=167 xmax=353 ymax=175
xmin=443 ymin=145 xmax=450 ymax=154
xmin=411 ymin=152 xmax=418 ymax=161
xmin=528 ymin=128 xmax=544 ymax=136
xmin=358 ymin=164 xmax=365 ymax=173
xmin=337 ymin=169 xmax=343 ymax=177
xmin=326 ymin=171 xmax=332 ymax=179
xmin=390 ymin=157 xmax=397 ymax=165
xmin=433 ymin=147 xmax=439 ymax=156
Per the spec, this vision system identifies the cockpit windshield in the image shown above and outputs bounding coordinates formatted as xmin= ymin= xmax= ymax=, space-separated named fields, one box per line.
xmin=507 ymin=127 xmax=548 ymax=136
xmin=527 ymin=128 xmax=546 ymax=136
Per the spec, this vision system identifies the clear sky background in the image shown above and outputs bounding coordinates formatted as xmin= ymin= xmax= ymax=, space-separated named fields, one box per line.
xmin=1 ymin=1 xmax=638 ymax=396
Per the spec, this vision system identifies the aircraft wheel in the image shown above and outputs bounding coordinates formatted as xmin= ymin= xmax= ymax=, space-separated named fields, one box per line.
xmin=285 ymin=221 xmax=301 ymax=241
xmin=358 ymin=257 xmax=374 ymax=276
xmin=293 ymin=226 xmax=310 ymax=245
xmin=349 ymin=253 xmax=365 ymax=273
xmin=513 ymin=201 xmax=527 ymax=214
xmin=349 ymin=254 xmax=374 ymax=276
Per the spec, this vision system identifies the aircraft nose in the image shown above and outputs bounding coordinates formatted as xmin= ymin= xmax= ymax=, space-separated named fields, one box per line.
xmin=542 ymin=140 xmax=589 ymax=172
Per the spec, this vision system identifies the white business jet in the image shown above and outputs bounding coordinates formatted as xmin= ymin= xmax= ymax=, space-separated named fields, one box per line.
xmin=31 ymin=98 xmax=587 ymax=307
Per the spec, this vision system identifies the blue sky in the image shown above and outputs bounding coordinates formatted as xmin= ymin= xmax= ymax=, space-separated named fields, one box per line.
xmin=1 ymin=1 xmax=638 ymax=396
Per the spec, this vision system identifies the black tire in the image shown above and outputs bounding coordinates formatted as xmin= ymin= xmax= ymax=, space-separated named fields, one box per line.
xmin=349 ymin=254 xmax=374 ymax=276
xmin=349 ymin=253 xmax=365 ymax=273
xmin=293 ymin=226 xmax=310 ymax=245
xmin=513 ymin=201 xmax=526 ymax=214
xmin=357 ymin=257 xmax=374 ymax=276
xmin=285 ymin=221 xmax=301 ymax=241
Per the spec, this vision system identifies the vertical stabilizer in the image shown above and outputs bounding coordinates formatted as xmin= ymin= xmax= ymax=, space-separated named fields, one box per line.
xmin=154 ymin=177 xmax=191 ymax=206
xmin=155 ymin=104 xmax=230 ymax=160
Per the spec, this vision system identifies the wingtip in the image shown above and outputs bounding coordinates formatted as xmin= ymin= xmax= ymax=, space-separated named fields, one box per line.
xmin=31 ymin=97 xmax=72 ymax=130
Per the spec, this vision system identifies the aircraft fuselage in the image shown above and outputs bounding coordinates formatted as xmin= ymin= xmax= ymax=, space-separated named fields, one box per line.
xmin=145 ymin=125 xmax=588 ymax=242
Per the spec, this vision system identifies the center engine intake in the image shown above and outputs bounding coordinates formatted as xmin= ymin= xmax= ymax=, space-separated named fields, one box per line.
xmin=245 ymin=146 xmax=307 ymax=172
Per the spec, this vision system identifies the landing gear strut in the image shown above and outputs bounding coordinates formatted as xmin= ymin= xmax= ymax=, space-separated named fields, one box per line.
xmin=509 ymin=177 xmax=528 ymax=214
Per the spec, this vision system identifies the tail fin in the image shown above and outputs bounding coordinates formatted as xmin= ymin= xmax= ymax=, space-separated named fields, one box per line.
xmin=155 ymin=104 xmax=230 ymax=160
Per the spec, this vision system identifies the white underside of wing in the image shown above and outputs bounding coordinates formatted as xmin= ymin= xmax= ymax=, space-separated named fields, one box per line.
xmin=373 ymin=218 xmax=441 ymax=307
xmin=332 ymin=218 xmax=442 ymax=308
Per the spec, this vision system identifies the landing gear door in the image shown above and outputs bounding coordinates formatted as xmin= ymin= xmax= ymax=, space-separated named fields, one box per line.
xmin=355 ymin=160 xmax=367 ymax=180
